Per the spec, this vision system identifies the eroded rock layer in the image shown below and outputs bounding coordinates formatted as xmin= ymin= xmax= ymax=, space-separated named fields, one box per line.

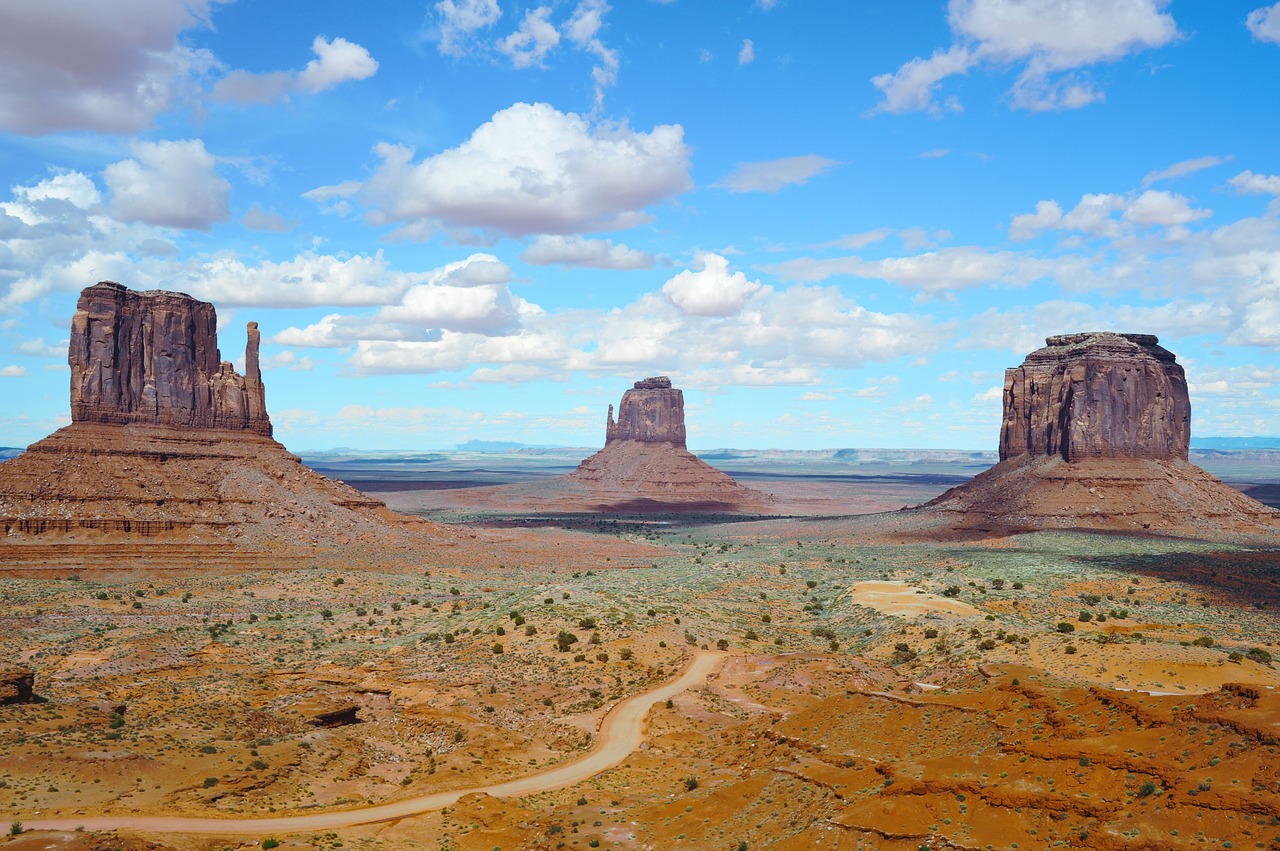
xmin=563 ymin=376 xmax=770 ymax=511
xmin=1000 ymin=332 xmax=1189 ymax=462
xmin=902 ymin=332 xmax=1279 ymax=540
xmin=71 ymin=281 xmax=271 ymax=435
xmin=606 ymin=376 xmax=687 ymax=447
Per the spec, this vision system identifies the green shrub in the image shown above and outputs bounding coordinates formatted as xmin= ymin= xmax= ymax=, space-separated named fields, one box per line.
xmin=1056 ymin=622 xmax=1075 ymax=633
xmin=203 ymin=777 xmax=219 ymax=788
xmin=262 ymin=839 xmax=280 ymax=849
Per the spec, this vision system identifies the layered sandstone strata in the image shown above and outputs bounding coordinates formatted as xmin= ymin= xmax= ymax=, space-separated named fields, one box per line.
xmin=912 ymin=333 xmax=1278 ymax=539
xmin=565 ymin=377 xmax=770 ymax=511
xmin=0 ymin=282 xmax=444 ymax=569
xmin=999 ymin=332 xmax=1189 ymax=462
xmin=70 ymin=281 xmax=271 ymax=435
xmin=606 ymin=376 xmax=687 ymax=446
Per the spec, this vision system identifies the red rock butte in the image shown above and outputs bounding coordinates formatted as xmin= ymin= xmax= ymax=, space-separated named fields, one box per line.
xmin=0 ymin=282 xmax=440 ymax=571
xmin=913 ymin=332 xmax=1279 ymax=539
xmin=564 ymin=376 xmax=770 ymax=512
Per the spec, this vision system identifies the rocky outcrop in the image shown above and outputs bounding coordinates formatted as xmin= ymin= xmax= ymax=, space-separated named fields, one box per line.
xmin=70 ymin=281 xmax=271 ymax=436
xmin=907 ymin=332 xmax=1279 ymax=541
xmin=606 ymin=376 xmax=687 ymax=447
xmin=1000 ymin=332 xmax=1189 ymax=462
xmin=0 ymin=281 xmax=460 ymax=569
xmin=562 ymin=377 xmax=771 ymax=512
xmin=0 ymin=666 xmax=37 ymax=705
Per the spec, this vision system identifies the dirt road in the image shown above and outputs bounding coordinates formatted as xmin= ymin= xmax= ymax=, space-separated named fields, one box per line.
xmin=13 ymin=651 xmax=723 ymax=836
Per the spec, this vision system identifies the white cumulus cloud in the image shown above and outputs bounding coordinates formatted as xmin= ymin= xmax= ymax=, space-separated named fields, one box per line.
xmin=0 ymin=365 xmax=27 ymax=377
xmin=521 ymin=235 xmax=654 ymax=269
xmin=213 ymin=36 xmax=378 ymax=103
xmin=1230 ymin=170 xmax=1280 ymax=195
xmin=871 ymin=0 xmax=1178 ymax=114
xmin=497 ymin=6 xmax=560 ymax=68
xmin=0 ymin=0 xmax=216 ymax=135
xmin=661 ymin=254 xmax=764 ymax=316
xmin=1247 ymin=3 xmax=1280 ymax=44
xmin=321 ymin=102 xmax=692 ymax=238
xmin=738 ymin=39 xmax=755 ymax=65
xmin=103 ymin=139 xmax=230 ymax=231
xmin=435 ymin=0 xmax=502 ymax=56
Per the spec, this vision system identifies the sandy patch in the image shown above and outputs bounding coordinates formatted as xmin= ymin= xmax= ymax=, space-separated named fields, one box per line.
xmin=848 ymin=580 xmax=983 ymax=618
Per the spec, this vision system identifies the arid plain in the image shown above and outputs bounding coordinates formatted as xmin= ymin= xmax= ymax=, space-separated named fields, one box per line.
xmin=2 ymin=289 xmax=1280 ymax=851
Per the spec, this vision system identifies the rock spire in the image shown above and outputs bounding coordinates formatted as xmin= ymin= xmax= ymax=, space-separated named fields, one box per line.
xmin=999 ymin=332 xmax=1189 ymax=463
xmin=69 ymin=281 xmax=272 ymax=436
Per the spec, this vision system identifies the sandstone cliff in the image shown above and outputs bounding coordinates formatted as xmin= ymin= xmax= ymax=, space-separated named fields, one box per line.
xmin=70 ymin=281 xmax=271 ymax=435
xmin=999 ymin=332 xmax=1189 ymax=462
xmin=605 ymin=376 xmax=687 ymax=447
xmin=908 ymin=332 xmax=1279 ymax=540
xmin=0 ymin=281 xmax=455 ymax=570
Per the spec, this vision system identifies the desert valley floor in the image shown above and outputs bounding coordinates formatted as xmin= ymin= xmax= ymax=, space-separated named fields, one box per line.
xmin=2 ymin=450 xmax=1280 ymax=851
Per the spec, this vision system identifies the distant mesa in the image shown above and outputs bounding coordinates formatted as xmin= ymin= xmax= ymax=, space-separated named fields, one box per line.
xmin=913 ymin=332 xmax=1279 ymax=539
xmin=564 ymin=376 xmax=771 ymax=512
xmin=0 ymin=281 xmax=439 ymax=570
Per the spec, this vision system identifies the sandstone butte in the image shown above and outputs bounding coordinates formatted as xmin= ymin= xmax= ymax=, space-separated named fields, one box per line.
xmin=910 ymin=331 xmax=1280 ymax=539
xmin=0 ymin=282 xmax=442 ymax=570
xmin=402 ymin=376 xmax=774 ymax=514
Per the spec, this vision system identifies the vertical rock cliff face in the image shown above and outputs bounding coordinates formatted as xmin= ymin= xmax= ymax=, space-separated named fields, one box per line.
xmin=999 ymin=332 xmax=1189 ymax=463
xmin=605 ymin=376 xmax=687 ymax=447
xmin=69 ymin=281 xmax=272 ymax=436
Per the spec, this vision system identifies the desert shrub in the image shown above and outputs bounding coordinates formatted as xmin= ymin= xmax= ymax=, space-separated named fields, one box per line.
xmin=555 ymin=631 xmax=578 ymax=651
xmin=977 ymin=639 xmax=996 ymax=651
xmin=683 ymin=775 xmax=698 ymax=791
xmin=525 ymin=624 xmax=536 ymax=636
xmin=1192 ymin=635 xmax=1214 ymax=648
xmin=596 ymin=651 xmax=609 ymax=662
xmin=1137 ymin=780 xmax=1157 ymax=797
xmin=924 ymin=628 xmax=939 ymax=639
xmin=806 ymin=580 xmax=818 ymax=589
xmin=942 ymin=586 xmax=962 ymax=598
xmin=9 ymin=822 xmax=22 ymax=837
xmin=761 ymin=614 xmax=772 ymax=623
xmin=320 ymin=609 xmax=332 ymax=620
xmin=1065 ymin=645 xmax=1077 ymax=654
xmin=1080 ymin=593 xmax=1102 ymax=606
xmin=574 ymin=653 xmax=587 ymax=662
xmin=578 ymin=617 xmax=597 ymax=629
xmin=492 ymin=643 xmax=504 ymax=654
xmin=1056 ymin=622 xmax=1075 ymax=633
xmin=619 ymin=648 xmax=634 ymax=660
xmin=203 ymin=777 xmax=219 ymax=788
xmin=990 ymin=578 xmax=1005 ymax=590
xmin=1247 ymin=647 xmax=1273 ymax=664
xmin=744 ymin=629 xmax=759 ymax=641
xmin=684 ymin=632 xmax=697 ymax=645
xmin=1078 ymin=611 xmax=1093 ymax=622
xmin=1012 ymin=581 xmax=1024 ymax=589
xmin=891 ymin=643 xmax=917 ymax=664
xmin=812 ymin=627 xmax=836 ymax=640
xmin=716 ymin=639 xmax=729 ymax=651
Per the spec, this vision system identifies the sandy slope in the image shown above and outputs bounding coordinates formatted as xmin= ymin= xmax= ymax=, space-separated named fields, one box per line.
xmin=15 ymin=651 xmax=724 ymax=836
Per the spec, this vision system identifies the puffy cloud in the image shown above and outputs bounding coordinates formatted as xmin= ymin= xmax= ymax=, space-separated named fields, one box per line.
xmin=435 ymin=0 xmax=502 ymax=56
xmin=0 ymin=0 xmax=216 ymax=135
xmin=213 ymin=36 xmax=377 ymax=103
xmin=103 ymin=139 xmax=230 ymax=230
xmin=521 ymin=235 xmax=654 ymax=269
xmin=272 ymin=254 xmax=520 ymax=345
xmin=662 ymin=254 xmax=764 ymax=316
xmin=497 ymin=6 xmax=560 ymax=68
xmin=1247 ymin=3 xmax=1280 ymax=44
xmin=870 ymin=47 xmax=972 ymax=115
xmin=1122 ymin=190 xmax=1211 ymax=226
xmin=738 ymin=39 xmax=755 ymax=65
xmin=179 ymin=251 xmax=417 ymax=307
xmin=1229 ymin=170 xmax=1280 ymax=195
xmin=766 ymin=247 xmax=1045 ymax=298
xmin=565 ymin=0 xmax=619 ymax=110
xmin=1009 ymin=190 xmax=1209 ymax=239
xmin=715 ymin=155 xmax=842 ymax=193
xmin=323 ymin=102 xmax=692 ymax=238
xmin=871 ymin=0 xmax=1178 ymax=114
xmin=15 ymin=338 xmax=65 ymax=358
xmin=0 ymin=366 xmax=27 ymax=377
xmin=1141 ymin=155 xmax=1231 ymax=187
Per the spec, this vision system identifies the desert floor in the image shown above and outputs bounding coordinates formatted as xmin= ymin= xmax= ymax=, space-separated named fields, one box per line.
xmin=3 ymin=467 xmax=1280 ymax=850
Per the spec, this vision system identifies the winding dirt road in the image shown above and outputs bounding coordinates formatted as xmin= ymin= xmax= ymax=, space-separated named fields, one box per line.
xmin=14 ymin=651 xmax=723 ymax=836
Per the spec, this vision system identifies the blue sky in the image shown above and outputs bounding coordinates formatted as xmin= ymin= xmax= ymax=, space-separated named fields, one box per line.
xmin=2 ymin=0 xmax=1280 ymax=451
